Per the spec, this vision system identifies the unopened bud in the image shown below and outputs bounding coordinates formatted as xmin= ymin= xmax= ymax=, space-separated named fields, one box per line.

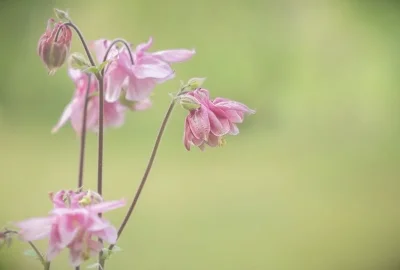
xmin=37 ymin=19 xmax=72 ymax=75
xmin=68 ymin=52 xmax=90 ymax=70
xmin=179 ymin=95 xmax=201 ymax=111
xmin=54 ymin=8 xmax=70 ymax=21
xmin=186 ymin=77 xmax=206 ymax=90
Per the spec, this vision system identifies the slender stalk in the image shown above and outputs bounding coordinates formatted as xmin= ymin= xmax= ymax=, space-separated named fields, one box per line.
xmin=77 ymin=73 xmax=92 ymax=189
xmin=104 ymin=88 xmax=184 ymax=259
xmin=56 ymin=22 xmax=97 ymax=67
xmin=101 ymin=39 xmax=135 ymax=68
xmin=28 ymin=241 xmax=48 ymax=268
xmin=97 ymin=76 xmax=104 ymax=198
xmin=97 ymin=75 xmax=105 ymax=270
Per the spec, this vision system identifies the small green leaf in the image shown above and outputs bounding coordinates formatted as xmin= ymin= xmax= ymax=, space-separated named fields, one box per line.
xmin=82 ymin=66 xmax=99 ymax=75
xmin=24 ymin=249 xmax=40 ymax=259
xmin=98 ymin=59 xmax=112 ymax=73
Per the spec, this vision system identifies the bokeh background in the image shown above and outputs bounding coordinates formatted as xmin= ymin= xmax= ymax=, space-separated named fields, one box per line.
xmin=1 ymin=0 xmax=400 ymax=269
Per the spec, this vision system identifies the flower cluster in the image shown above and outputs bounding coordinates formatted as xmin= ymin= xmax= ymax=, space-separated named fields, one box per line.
xmin=16 ymin=190 xmax=125 ymax=267
xmin=11 ymin=8 xmax=256 ymax=270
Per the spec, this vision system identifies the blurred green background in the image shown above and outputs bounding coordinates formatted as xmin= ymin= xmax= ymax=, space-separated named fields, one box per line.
xmin=1 ymin=0 xmax=400 ymax=269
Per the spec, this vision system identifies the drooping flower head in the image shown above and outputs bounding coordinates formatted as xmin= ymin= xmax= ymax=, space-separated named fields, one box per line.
xmin=92 ymin=37 xmax=195 ymax=103
xmin=16 ymin=190 xmax=125 ymax=267
xmin=180 ymin=88 xmax=255 ymax=151
xmin=38 ymin=18 xmax=72 ymax=75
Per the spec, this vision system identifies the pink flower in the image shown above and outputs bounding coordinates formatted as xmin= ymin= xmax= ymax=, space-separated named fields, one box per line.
xmin=52 ymin=67 xmax=126 ymax=134
xmin=38 ymin=18 xmax=72 ymax=75
xmin=92 ymin=37 xmax=195 ymax=103
xmin=181 ymin=89 xmax=255 ymax=150
xmin=16 ymin=190 xmax=125 ymax=267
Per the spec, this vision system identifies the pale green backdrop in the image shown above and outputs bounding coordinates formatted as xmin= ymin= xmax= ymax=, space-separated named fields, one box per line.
xmin=1 ymin=1 xmax=400 ymax=270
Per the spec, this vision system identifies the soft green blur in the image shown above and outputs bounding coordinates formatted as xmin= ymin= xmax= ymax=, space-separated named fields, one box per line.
xmin=1 ymin=1 xmax=400 ymax=269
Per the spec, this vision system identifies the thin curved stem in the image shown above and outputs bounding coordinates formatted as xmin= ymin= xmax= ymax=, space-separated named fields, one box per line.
xmin=28 ymin=241 xmax=49 ymax=269
xmin=102 ymin=39 xmax=134 ymax=65
xmin=56 ymin=22 xmax=96 ymax=67
xmin=101 ymin=39 xmax=135 ymax=77
xmin=77 ymin=73 xmax=92 ymax=189
xmin=104 ymin=87 xmax=184 ymax=257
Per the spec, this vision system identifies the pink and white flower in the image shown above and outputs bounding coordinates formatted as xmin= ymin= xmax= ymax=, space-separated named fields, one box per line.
xmin=180 ymin=88 xmax=255 ymax=150
xmin=92 ymin=37 xmax=195 ymax=103
xmin=16 ymin=190 xmax=125 ymax=267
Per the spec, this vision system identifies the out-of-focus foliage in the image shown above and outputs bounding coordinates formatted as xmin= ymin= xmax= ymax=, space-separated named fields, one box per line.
xmin=1 ymin=1 xmax=400 ymax=270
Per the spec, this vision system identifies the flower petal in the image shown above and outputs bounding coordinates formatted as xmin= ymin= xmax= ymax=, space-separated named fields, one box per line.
xmin=88 ymin=199 xmax=126 ymax=214
xmin=207 ymin=109 xmax=230 ymax=136
xmin=104 ymin=65 xmax=127 ymax=102
xmin=126 ymin=77 xmax=157 ymax=101
xmin=135 ymin=37 xmax=153 ymax=56
xmin=188 ymin=108 xmax=210 ymax=141
xmin=52 ymin=102 xmax=73 ymax=133
xmin=133 ymin=61 xmax=173 ymax=79
xmin=15 ymin=217 xmax=53 ymax=241
xmin=151 ymin=49 xmax=195 ymax=63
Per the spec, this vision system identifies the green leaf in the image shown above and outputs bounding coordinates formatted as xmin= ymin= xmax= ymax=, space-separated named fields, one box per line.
xmin=23 ymin=249 xmax=40 ymax=259
xmin=82 ymin=66 xmax=99 ymax=75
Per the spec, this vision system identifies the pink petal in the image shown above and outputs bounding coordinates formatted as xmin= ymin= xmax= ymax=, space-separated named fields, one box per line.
xmin=207 ymin=109 xmax=230 ymax=136
xmin=207 ymin=133 xmax=220 ymax=147
xmin=183 ymin=117 xmax=192 ymax=151
xmin=16 ymin=217 xmax=53 ymax=241
xmin=68 ymin=244 xmax=83 ymax=267
xmin=58 ymin=214 xmax=80 ymax=247
xmin=92 ymin=226 xmax=118 ymax=244
xmin=68 ymin=68 xmax=82 ymax=82
xmin=135 ymin=37 xmax=153 ymax=56
xmin=188 ymin=108 xmax=210 ymax=141
xmin=224 ymin=110 xmax=244 ymax=123
xmin=87 ymin=216 xmax=111 ymax=232
xmin=229 ymin=122 xmax=240 ymax=135
xmin=88 ymin=199 xmax=126 ymax=214
xmin=88 ymin=238 xmax=103 ymax=255
xmin=151 ymin=48 xmax=195 ymax=63
xmin=46 ymin=245 xmax=63 ymax=262
xmin=104 ymin=65 xmax=127 ymax=102
xmin=104 ymin=102 xmax=126 ymax=128
xmin=52 ymin=102 xmax=73 ymax=133
xmin=133 ymin=62 xmax=173 ymax=79
xmin=213 ymin=98 xmax=256 ymax=114
xmin=126 ymin=77 xmax=156 ymax=101
xmin=91 ymin=39 xmax=115 ymax=64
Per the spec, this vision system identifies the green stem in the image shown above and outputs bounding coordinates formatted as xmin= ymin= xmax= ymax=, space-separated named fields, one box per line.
xmin=99 ymin=87 xmax=185 ymax=268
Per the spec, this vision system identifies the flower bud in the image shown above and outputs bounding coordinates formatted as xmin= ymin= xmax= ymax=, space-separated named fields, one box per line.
xmin=179 ymin=94 xmax=201 ymax=111
xmin=186 ymin=77 xmax=206 ymax=90
xmin=68 ymin=52 xmax=90 ymax=70
xmin=54 ymin=8 xmax=70 ymax=21
xmin=37 ymin=18 xmax=72 ymax=75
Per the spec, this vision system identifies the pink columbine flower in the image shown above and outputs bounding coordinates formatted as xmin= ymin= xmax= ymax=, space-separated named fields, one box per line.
xmin=180 ymin=88 xmax=255 ymax=151
xmin=38 ymin=18 xmax=72 ymax=75
xmin=51 ymin=67 xmax=127 ymax=134
xmin=92 ymin=37 xmax=195 ymax=103
xmin=16 ymin=190 xmax=125 ymax=267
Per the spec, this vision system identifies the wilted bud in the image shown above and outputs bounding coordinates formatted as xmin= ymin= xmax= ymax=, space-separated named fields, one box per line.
xmin=68 ymin=52 xmax=90 ymax=70
xmin=186 ymin=77 xmax=206 ymax=90
xmin=54 ymin=8 xmax=70 ymax=21
xmin=179 ymin=94 xmax=201 ymax=111
xmin=37 ymin=18 xmax=72 ymax=75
